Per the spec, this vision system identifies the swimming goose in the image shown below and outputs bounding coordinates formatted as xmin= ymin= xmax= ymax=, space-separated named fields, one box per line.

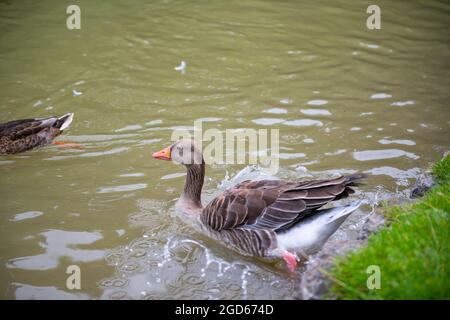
xmin=153 ymin=139 xmax=366 ymax=271
xmin=0 ymin=113 xmax=74 ymax=155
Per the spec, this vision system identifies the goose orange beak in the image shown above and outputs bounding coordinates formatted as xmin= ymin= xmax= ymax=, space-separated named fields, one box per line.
xmin=153 ymin=146 xmax=171 ymax=160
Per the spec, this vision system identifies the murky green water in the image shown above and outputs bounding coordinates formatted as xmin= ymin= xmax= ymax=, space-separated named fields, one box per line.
xmin=0 ymin=0 xmax=449 ymax=299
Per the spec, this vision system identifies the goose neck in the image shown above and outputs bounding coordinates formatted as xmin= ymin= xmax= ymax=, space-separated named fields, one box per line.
xmin=181 ymin=163 xmax=205 ymax=207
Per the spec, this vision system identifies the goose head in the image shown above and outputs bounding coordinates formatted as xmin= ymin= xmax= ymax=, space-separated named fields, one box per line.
xmin=153 ymin=139 xmax=203 ymax=165
xmin=153 ymin=139 xmax=205 ymax=210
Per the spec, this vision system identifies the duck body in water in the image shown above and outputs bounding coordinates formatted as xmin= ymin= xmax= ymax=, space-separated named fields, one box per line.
xmin=153 ymin=139 xmax=366 ymax=271
xmin=0 ymin=113 xmax=74 ymax=155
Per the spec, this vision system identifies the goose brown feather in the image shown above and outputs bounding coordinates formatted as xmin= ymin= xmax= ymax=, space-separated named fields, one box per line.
xmin=201 ymin=174 xmax=364 ymax=236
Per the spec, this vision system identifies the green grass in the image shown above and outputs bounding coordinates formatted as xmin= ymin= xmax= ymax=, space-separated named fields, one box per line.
xmin=433 ymin=154 xmax=450 ymax=184
xmin=330 ymin=155 xmax=450 ymax=299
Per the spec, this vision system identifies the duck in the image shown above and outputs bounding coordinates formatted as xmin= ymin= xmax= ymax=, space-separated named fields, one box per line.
xmin=0 ymin=113 xmax=74 ymax=155
xmin=153 ymin=139 xmax=366 ymax=271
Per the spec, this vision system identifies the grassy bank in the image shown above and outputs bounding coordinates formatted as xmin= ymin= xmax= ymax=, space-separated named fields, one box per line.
xmin=330 ymin=155 xmax=449 ymax=299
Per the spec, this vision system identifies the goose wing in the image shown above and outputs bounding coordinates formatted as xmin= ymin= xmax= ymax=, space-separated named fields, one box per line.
xmin=201 ymin=174 xmax=365 ymax=232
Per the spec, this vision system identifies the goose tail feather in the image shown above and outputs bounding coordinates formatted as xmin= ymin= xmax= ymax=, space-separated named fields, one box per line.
xmin=276 ymin=201 xmax=362 ymax=256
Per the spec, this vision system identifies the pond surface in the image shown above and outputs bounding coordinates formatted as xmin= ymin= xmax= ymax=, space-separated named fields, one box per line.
xmin=0 ymin=0 xmax=449 ymax=299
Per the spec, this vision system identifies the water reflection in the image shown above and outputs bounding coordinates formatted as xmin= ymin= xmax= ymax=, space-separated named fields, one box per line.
xmin=115 ymin=125 xmax=144 ymax=132
xmin=352 ymin=149 xmax=419 ymax=161
xmin=370 ymin=93 xmax=392 ymax=99
xmin=283 ymin=119 xmax=323 ymax=127
xmin=10 ymin=211 xmax=43 ymax=222
xmin=263 ymin=108 xmax=288 ymax=114
xmin=300 ymin=109 xmax=331 ymax=116
xmin=391 ymin=101 xmax=415 ymax=107
xmin=307 ymin=100 xmax=328 ymax=106
xmin=98 ymin=183 xmax=148 ymax=193
xmin=378 ymin=139 xmax=416 ymax=146
xmin=15 ymin=283 xmax=89 ymax=300
xmin=366 ymin=166 xmax=422 ymax=186
xmin=7 ymin=230 xmax=104 ymax=271
xmin=252 ymin=118 xmax=284 ymax=125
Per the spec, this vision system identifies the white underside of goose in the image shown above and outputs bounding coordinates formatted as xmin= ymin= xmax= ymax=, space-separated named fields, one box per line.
xmin=265 ymin=201 xmax=361 ymax=271
xmin=273 ymin=201 xmax=361 ymax=257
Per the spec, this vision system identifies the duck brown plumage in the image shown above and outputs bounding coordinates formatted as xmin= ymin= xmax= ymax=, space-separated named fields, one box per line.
xmin=0 ymin=113 xmax=74 ymax=155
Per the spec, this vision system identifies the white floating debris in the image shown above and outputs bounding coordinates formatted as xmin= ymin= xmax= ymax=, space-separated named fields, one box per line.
xmin=174 ymin=60 xmax=186 ymax=74
xmin=72 ymin=89 xmax=83 ymax=96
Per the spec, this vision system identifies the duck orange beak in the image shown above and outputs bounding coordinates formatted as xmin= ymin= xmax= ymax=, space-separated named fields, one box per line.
xmin=152 ymin=146 xmax=171 ymax=161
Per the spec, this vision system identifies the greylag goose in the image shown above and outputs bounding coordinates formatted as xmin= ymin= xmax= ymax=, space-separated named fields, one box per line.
xmin=153 ymin=139 xmax=366 ymax=271
xmin=0 ymin=113 xmax=74 ymax=155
